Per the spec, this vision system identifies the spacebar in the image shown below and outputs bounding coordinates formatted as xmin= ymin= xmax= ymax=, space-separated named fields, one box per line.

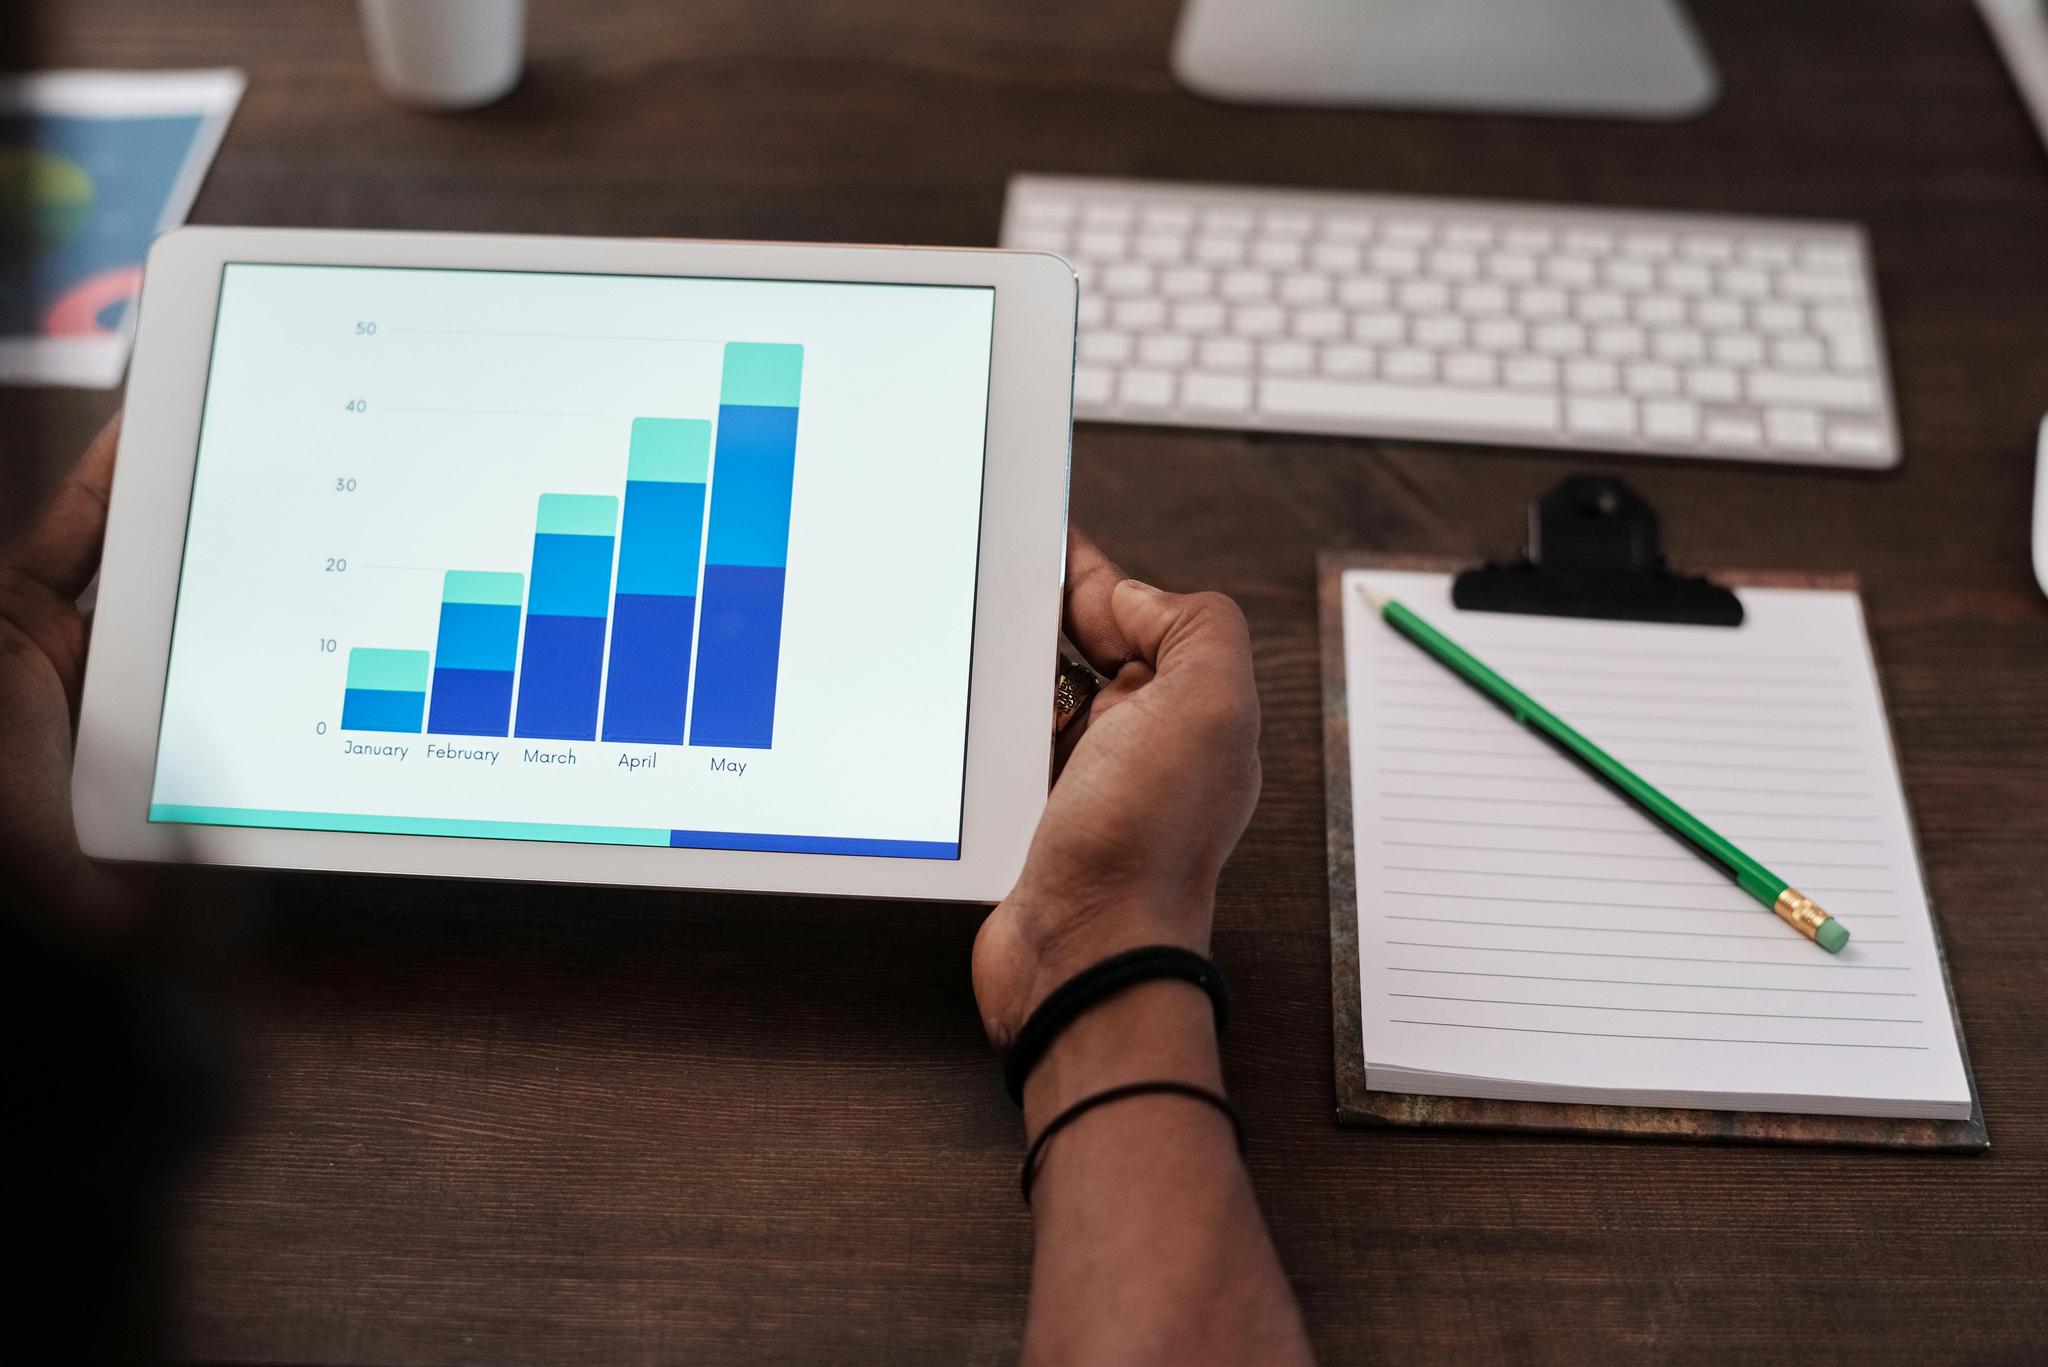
xmin=1259 ymin=378 xmax=1561 ymax=433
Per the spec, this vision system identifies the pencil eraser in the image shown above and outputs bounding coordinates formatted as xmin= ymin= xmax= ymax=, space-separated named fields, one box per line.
xmin=1816 ymin=920 xmax=1850 ymax=954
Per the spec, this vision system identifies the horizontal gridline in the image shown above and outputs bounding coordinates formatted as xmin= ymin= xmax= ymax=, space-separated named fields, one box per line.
xmin=1386 ymin=965 xmax=1917 ymax=997
xmin=1381 ymin=864 xmax=1894 ymax=894
xmin=1382 ymin=888 xmax=1901 ymax=918
xmin=1377 ymin=815 xmax=1886 ymax=844
xmin=1389 ymin=993 xmax=1922 ymax=1024
xmin=1382 ymin=840 xmax=1892 ymax=871
xmin=1386 ymin=1019 xmax=1930 ymax=1050
xmin=1385 ymin=913 xmax=1903 ymax=944
xmin=1383 ymin=939 xmax=1910 ymax=969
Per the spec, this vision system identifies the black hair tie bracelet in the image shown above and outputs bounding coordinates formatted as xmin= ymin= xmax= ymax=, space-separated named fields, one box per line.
xmin=1002 ymin=945 xmax=1229 ymax=1104
xmin=1021 ymin=1080 xmax=1243 ymax=1203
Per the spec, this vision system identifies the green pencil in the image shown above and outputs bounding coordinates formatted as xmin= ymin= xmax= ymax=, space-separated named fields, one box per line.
xmin=1358 ymin=586 xmax=1850 ymax=954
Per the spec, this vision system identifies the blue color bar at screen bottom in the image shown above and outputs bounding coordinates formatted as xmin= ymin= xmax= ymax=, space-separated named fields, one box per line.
xmin=145 ymin=805 xmax=960 ymax=860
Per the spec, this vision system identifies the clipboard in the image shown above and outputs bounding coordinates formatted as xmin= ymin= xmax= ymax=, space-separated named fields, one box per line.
xmin=1320 ymin=478 xmax=1987 ymax=1151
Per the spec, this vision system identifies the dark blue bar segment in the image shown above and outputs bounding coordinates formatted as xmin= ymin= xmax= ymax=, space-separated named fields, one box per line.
xmin=514 ymin=614 xmax=608 ymax=740
xmin=667 ymin=829 xmax=960 ymax=860
xmin=602 ymin=593 xmax=698 ymax=743
xmin=340 ymin=688 xmax=424 ymax=733
xmin=687 ymin=563 xmax=785 ymax=749
xmin=427 ymin=667 xmax=515 ymax=737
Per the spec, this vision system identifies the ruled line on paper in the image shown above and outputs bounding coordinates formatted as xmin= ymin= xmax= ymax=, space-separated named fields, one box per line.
xmin=1384 ymin=915 xmax=1906 ymax=945
xmin=1381 ymin=940 xmax=1912 ymax=970
xmin=1386 ymin=1020 xmax=1932 ymax=1050
xmin=1384 ymin=966 xmax=1919 ymax=997
xmin=1388 ymin=994 xmax=1924 ymax=1024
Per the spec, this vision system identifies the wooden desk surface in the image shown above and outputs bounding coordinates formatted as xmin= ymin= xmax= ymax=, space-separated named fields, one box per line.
xmin=8 ymin=1 xmax=2048 ymax=1361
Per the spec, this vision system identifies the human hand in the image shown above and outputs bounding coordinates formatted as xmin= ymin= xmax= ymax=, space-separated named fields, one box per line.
xmin=0 ymin=414 xmax=127 ymax=933
xmin=971 ymin=529 xmax=1261 ymax=1050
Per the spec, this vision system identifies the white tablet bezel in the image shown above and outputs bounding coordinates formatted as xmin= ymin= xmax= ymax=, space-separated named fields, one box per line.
xmin=73 ymin=227 xmax=1077 ymax=903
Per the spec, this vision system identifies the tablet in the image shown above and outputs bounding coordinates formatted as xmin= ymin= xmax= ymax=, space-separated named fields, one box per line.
xmin=73 ymin=228 xmax=1076 ymax=902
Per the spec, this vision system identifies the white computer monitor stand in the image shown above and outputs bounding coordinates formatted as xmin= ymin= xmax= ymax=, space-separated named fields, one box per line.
xmin=1173 ymin=0 xmax=1718 ymax=120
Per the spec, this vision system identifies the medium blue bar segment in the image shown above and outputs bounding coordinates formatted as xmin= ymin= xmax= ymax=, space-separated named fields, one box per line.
xmin=703 ymin=405 xmax=799 ymax=569
xmin=602 ymin=593 xmax=698 ymax=743
xmin=614 ymin=480 xmax=706 ymax=597
xmin=433 ymin=601 xmax=521 ymax=671
xmin=667 ymin=829 xmax=960 ymax=860
xmin=427 ymin=667 xmax=515 ymax=737
xmin=528 ymin=532 xmax=616 ymax=617
xmin=341 ymin=688 xmax=424 ymax=733
xmin=687 ymin=564 xmax=785 ymax=749
xmin=515 ymin=614 xmax=609 ymax=740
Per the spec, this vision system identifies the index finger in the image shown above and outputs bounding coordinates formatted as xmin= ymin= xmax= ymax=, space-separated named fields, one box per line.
xmin=1062 ymin=527 xmax=1137 ymax=675
xmin=4 ymin=411 xmax=121 ymax=601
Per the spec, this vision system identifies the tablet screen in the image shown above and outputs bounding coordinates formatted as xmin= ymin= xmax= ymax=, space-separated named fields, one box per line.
xmin=148 ymin=264 xmax=995 ymax=859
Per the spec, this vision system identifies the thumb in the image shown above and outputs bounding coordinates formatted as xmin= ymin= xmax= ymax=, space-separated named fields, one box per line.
xmin=1108 ymin=579 xmax=1250 ymax=680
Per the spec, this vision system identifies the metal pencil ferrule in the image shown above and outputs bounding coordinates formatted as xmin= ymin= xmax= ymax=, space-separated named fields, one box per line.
xmin=1774 ymin=887 xmax=1831 ymax=942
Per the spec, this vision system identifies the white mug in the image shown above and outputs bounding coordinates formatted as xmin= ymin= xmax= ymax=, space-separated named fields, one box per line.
xmin=358 ymin=0 xmax=526 ymax=111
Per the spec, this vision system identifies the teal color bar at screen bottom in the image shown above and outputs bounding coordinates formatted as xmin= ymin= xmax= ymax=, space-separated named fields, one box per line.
xmin=149 ymin=805 xmax=670 ymax=846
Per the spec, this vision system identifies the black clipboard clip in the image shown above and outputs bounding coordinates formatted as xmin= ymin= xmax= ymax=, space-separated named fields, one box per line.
xmin=1452 ymin=475 xmax=1744 ymax=628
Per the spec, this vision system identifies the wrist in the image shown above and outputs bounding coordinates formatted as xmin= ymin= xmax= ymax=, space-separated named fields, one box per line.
xmin=978 ymin=888 xmax=1214 ymax=1049
xmin=1020 ymin=978 xmax=1223 ymax=1132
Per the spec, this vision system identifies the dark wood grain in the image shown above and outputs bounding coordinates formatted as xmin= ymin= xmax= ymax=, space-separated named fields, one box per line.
xmin=7 ymin=0 xmax=2047 ymax=1362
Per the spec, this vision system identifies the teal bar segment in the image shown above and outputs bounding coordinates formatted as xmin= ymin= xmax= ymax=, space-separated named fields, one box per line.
xmin=346 ymin=648 xmax=430 ymax=693
xmin=535 ymin=492 xmax=620 ymax=538
xmin=147 ymin=804 xmax=671 ymax=846
xmin=442 ymin=570 xmax=525 ymax=607
xmin=719 ymin=342 xmax=804 ymax=408
xmin=627 ymin=417 xmax=712 ymax=484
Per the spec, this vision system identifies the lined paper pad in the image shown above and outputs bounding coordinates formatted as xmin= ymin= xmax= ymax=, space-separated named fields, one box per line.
xmin=1341 ymin=571 xmax=1971 ymax=1120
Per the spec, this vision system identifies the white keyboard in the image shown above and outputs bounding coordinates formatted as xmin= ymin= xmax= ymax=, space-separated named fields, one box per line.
xmin=1002 ymin=175 xmax=1900 ymax=469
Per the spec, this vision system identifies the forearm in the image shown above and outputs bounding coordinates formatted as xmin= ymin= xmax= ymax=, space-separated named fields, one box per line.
xmin=1018 ymin=982 xmax=1314 ymax=1367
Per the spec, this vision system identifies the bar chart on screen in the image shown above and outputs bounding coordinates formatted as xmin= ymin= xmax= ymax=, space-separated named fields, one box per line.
xmin=150 ymin=263 xmax=993 ymax=859
xmin=332 ymin=342 xmax=805 ymax=753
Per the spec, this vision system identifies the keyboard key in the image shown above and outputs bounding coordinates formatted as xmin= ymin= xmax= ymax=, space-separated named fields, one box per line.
xmin=1338 ymin=277 xmax=1391 ymax=308
xmin=1292 ymin=307 xmax=1347 ymax=340
xmin=1489 ymin=252 xmax=1541 ymax=283
xmin=1119 ymin=370 xmax=1175 ymax=407
xmin=1780 ymin=270 xmax=1861 ymax=302
xmin=1501 ymin=225 xmax=1554 ymax=252
xmin=1662 ymin=263 xmax=1714 ymax=295
xmin=1710 ymin=333 xmax=1765 ymax=366
xmin=1018 ymin=198 xmax=1075 ymax=226
xmin=1323 ymin=215 xmax=1374 ymax=240
xmin=1221 ymin=270 xmax=1272 ymax=301
xmin=1260 ymin=377 xmax=1560 ymax=433
xmin=1622 ymin=232 xmax=1674 ymax=259
xmin=1260 ymin=340 xmax=1315 ymax=373
xmin=1704 ymin=414 xmax=1764 ymax=448
xmin=1081 ymin=202 xmax=1135 ymax=230
xmin=1771 ymin=336 xmax=1825 ymax=370
xmin=1764 ymin=407 xmax=1825 ymax=449
xmin=1253 ymin=238 xmax=1305 ymax=268
xmin=1563 ymin=228 xmax=1613 ymax=254
xmin=1415 ymin=315 xmax=1467 ymax=348
xmin=1685 ymin=366 xmax=1741 ymax=401
xmin=1721 ymin=267 xmax=1769 ymax=298
xmin=1566 ymin=359 xmax=1620 ymax=392
xmin=1139 ymin=206 xmax=1194 ymax=234
xmin=1078 ymin=295 xmax=1108 ymax=327
xmin=1681 ymin=235 xmax=1735 ymax=262
xmin=1568 ymin=395 xmax=1637 ymax=435
xmin=1263 ymin=210 xmax=1314 ymax=238
xmin=1826 ymin=328 xmax=1874 ymax=373
xmin=1398 ymin=280 xmax=1451 ymax=312
xmin=1624 ymin=362 xmax=1679 ymax=396
xmin=1592 ymin=325 xmax=1647 ymax=358
xmin=1827 ymin=420 xmax=1887 ymax=457
xmin=1161 ymin=267 xmax=1213 ymax=298
xmin=1081 ymin=332 xmax=1133 ymax=364
xmin=1383 ymin=217 xmax=1434 ymax=243
xmin=1515 ymin=286 xmax=1569 ymax=319
xmin=1457 ymin=283 xmax=1510 ymax=316
xmin=1135 ymin=233 xmax=1185 ymax=264
xmin=1800 ymin=242 xmax=1859 ymax=273
xmin=1074 ymin=365 xmax=1114 ymax=405
xmin=1444 ymin=352 xmax=1498 ymax=386
xmin=1695 ymin=298 xmax=1744 ymax=329
xmin=1103 ymin=264 xmax=1154 ymax=296
xmin=1173 ymin=301 xmax=1226 ymax=333
xmin=1634 ymin=295 xmax=1687 ymax=326
xmin=1113 ymin=298 xmax=1166 ymax=330
xmin=1076 ymin=230 xmax=1126 ymax=259
xmin=1443 ymin=221 xmax=1495 ymax=248
xmin=1138 ymin=334 xmax=1194 ymax=367
xmin=1231 ymin=304 xmax=1286 ymax=337
xmin=1533 ymin=322 xmax=1587 ymax=355
xmin=1643 ymin=399 xmax=1700 ymax=440
xmin=1184 ymin=372 xmax=1252 ymax=411
xmin=1604 ymin=259 xmax=1655 ymax=290
xmin=1739 ymin=238 xmax=1794 ymax=266
xmin=1312 ymin=241 xmax=1364 ymax=272
xmin=1428 ymin=248 xmax=1481 ymax=279
xmin=1474 ymin=318 xmax=1528 ymax=352
xmin=1652 ymin=329 xmax=1706 ymax=362
xmin=1194 ymin=235 xmax=1246 ymax=265
xmin=1352 ymin=312 xmax=1407 ymax=344
xmin=1321 ymin=344 xmax=1376 ymax=377
xmin=1754 ymin=302 xmax=1804 ymax=335
xmin=1199 ymin=337 xmax=1253 ymax=370
xmin=1012 ymin=228 xmax=1067 ymax=253
xmin=1384 ymin=348 xmax=1438 ymax=381
xmin=1747 ymin=369 xmax=1879 ymax=410
xmin=1279 ymin=273 xmax=1333 ymax=305
xmin=1576 ymin=292 xmax=1629 ymax=322
xmin=1201 ymin=207 xmax=1253 ymax=233
xmin=1504 ymin=356 xmax=1558 ymax=389
xmin=1371 ymin=244 xmax=1422 ymax=274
